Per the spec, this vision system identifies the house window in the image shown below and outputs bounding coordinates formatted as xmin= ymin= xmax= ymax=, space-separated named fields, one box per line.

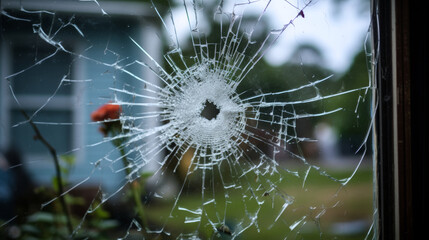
xmin=0 ymin=18 xmax=80 ymax=183
xmin=9 ymin=45 xmax=75 ymax=153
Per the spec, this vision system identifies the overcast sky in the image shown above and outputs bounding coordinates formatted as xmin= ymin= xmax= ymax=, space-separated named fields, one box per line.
xmin=168 ymin=0 xmax=370 ymax=73
xmin=264 ymin=0 xmax=370 ymax=72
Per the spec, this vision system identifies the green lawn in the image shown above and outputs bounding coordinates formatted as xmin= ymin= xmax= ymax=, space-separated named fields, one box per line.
xmin=143 ymin=166 xmax=374 ymax=239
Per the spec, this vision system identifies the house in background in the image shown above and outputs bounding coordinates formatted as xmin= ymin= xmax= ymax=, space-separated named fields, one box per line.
xmin=0 ymin=0 xmax=162 ymax=192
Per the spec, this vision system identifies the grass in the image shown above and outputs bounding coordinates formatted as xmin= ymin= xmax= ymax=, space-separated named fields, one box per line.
xmin=143 ymin=165 xmax=374 ymax=239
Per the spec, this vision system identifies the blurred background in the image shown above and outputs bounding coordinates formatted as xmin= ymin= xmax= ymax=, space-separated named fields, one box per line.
xmin=1 ymin=0 xmax=373 ymax=239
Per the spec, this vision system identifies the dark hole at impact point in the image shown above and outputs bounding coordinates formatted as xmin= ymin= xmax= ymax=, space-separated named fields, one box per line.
xmin=200 ymin=100 xmax=220 ymax=120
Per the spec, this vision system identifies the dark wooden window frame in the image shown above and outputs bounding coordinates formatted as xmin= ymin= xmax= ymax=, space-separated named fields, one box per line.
xmin=374 ymin=0 xmax=428 ymax=239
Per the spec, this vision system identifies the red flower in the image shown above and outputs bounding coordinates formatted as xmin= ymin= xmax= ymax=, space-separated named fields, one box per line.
xmin=91 ymin=103 xmax=122 ymax=122
xmin=91 ymin=103 xmax=122 ymax=136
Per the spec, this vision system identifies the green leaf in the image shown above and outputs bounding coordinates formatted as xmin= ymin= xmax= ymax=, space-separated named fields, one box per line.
xmin=140 ymin=171 xmax=154 ymax=180
xmin=20 ymin=224 xmax=41 ymax=234
xmin=27 ymin=212 xmax=55 ymax=223
xmin=93 ymin=205 xmax=110 ymax=219
xmin=95 ymin=219 xmax=119 ymax=230
xmin=65 ymin=194 xmax=85 ymax=206
xmin=60 ymin=154 xmax=76 ymax=166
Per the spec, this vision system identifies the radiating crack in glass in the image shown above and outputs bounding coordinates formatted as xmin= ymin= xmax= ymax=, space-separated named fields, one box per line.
xmin=1 ymin=0 xmax=374 ymax=239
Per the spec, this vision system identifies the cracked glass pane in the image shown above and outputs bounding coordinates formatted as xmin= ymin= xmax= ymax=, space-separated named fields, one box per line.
xmin=0 ymin=0 xmax=375 ymax=239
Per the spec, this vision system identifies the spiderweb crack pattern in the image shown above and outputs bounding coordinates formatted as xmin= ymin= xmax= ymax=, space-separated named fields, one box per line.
xmin=0 ymin=0 xmax=374 ymax=239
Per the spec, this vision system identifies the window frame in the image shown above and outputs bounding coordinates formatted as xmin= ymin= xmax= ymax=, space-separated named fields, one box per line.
xmin=374 ymin=0 xmax=428 ymax=239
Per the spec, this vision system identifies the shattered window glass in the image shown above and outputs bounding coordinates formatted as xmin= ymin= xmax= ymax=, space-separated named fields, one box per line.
xmin=0 ymin=0 xmax=375 ymax=239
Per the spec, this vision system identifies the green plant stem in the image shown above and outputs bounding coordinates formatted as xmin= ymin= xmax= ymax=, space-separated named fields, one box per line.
xmin=119 ymin=147 xmax=148 ymax=231
xmin=20 ymin=110 xmax=73 ymax=235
